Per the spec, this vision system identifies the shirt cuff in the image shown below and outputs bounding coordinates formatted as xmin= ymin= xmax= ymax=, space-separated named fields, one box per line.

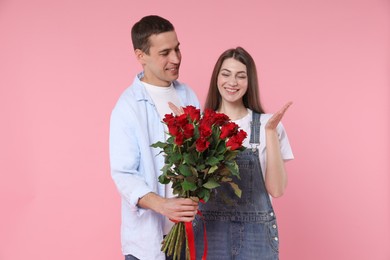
xmin=130 ymin=186 xmax=153 ymax=217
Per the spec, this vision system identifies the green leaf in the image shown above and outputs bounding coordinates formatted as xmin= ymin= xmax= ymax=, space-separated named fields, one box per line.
xmin=164 ymin=145 xmax=173 ymax=154
xmin=208 ymin=165 xmax=219 ymax=174
xmin=151 ymin=141 xmax=167 ymax=149
xmin=181 ymin=179 xmax=197 ymax=191
xmin=228 ymin=182 xmax=242 ymax=198
xmin=169 ymin=152 xmax=182 ymax=164
xmin=224 ymin=150 xmax=239 ymax=161
xmin=216 ymin=154 xmax=224 ymax=161
xmin=161 ymin=164 xmax=173 ymax=175
xmin=225 ymin=161 xmax=240 ymax=177
xmin=198 ymin=188 xmax=210 ymax=202
xmin=206 ymin=156 xmax=220 ymax=166
xmin=217 ymin=167 xmax=231 ymax=176
xmin=196 ymin=164 xmax=206 ymax=171
xmin=203 ymin=178 xmax=220 ymax=189
xmin=216 ymin=141 xmax=226 ymax=154
xmin=183 ymin=152 xmax=196 ymax=165
xmin=158 ymin=174 xmax=170 ymax=184
xmin=190 ymin=166 xmax=198 ymax=178
xmin=178 ymin=164 xmax=192 ymax=177
xmin=172 ymin=182 xmax=184 ymax=196
xmin=167 ymin=136 xmax=175 ymax=143
xmin=220 ymin=177 xmax=232 ymax=182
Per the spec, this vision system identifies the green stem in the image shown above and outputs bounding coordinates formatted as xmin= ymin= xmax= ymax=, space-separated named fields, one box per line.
xmin=167 ymin=223 xmax=179 ymax=257
xmin=174 ymin=222 xmax=184 ymax=260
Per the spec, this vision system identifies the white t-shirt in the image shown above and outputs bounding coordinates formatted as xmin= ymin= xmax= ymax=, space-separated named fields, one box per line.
xmin=143 ymin=82 xmax=181 ymax=234
xmin=233 ymin=109 xmax=294 ymax=179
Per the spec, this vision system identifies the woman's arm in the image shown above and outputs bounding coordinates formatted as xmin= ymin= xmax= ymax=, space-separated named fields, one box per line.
xmin=264 ymin=102 xmax=292 ymax=198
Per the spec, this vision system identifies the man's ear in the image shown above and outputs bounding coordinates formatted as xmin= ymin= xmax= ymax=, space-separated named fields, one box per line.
xmin=134 ymin=49 xmax=146 ymax=65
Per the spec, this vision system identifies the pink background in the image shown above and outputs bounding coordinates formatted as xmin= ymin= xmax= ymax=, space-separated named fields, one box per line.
xmin=1 ymin=0 xmax=389 ymax=259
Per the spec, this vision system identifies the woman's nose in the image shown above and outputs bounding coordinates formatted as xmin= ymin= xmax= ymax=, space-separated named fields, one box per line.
xmin=228 ymin=76 xmax=238 ymax=86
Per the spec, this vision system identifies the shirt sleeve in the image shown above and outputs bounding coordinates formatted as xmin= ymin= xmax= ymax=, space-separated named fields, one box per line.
xmin=109 ymin=97 xmax=152 ymax=215
xmin=276 ymin=122 xmax=294 ymax=161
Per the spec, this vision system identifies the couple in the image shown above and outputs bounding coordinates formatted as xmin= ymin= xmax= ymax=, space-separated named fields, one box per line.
xmin=109 ymin=15 xmax=294 ymax=260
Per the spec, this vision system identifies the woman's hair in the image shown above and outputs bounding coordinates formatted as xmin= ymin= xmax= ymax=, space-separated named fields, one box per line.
xmin=204 ymin=46 xmax=265 ymax=114
xmin=131 ymin=15 xmax=174 ymax=54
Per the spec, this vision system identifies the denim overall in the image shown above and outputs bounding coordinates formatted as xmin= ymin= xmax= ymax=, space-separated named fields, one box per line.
xmin=193 ymin=112 xmax=279 ymax=260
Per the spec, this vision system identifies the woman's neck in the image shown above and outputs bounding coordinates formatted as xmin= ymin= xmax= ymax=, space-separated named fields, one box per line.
xmin=217 ymin=104 xmax=248 ymax=120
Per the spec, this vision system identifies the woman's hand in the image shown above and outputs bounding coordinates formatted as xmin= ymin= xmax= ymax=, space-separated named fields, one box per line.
xmin=265 ymin=102 xmax=293 ymax=130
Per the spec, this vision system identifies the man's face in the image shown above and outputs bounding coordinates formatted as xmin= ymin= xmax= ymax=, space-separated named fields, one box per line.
xmin=138 ymin=31 xmax=181 ymax=87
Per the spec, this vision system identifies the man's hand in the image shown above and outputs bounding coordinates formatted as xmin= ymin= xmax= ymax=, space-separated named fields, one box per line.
xmin=168 ymin=102 xmax=184 ymax=116
xmin=160 ymin=197 xmax=199 ymax=222
xmin=138 ymin=192 xmax=198 ymax=222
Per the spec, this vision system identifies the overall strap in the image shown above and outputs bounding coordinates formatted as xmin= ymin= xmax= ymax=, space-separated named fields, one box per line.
xmin=249 ymin=112 xmax=261 ymax=145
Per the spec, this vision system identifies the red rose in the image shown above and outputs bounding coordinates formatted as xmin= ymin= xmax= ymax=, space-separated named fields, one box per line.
xmin=213 ymin=113 xmax=230 ymax=126
xmin=220 ymin=122 xmax=238 ymax=139
xmin=199 ymin=121 xmax=212 ymax=138
xmin=183 ymin=123 xmax=194 ymax=139
xmin=196 ymin=137 xmax=210 ymax=152
xmin=226 ymin=130 xmax=247 ymax=150
xmin=176 ymin=114 xmax=189 ymax=128
xmin=174 ymin=132 xmax=184 ymax=146
xmin=226 ymin=136 xmax=241 ymax=150
xmin=202 ymin=109 xmax=216 ymax=122
xmin=163 ymin=113 xmax=175 ymax=125
xmin=183 ymin=105 xmax=200 ymax=122
xmin=236 ymin=129 xmax=247 ymax=143
xmin=168 ymin=124 xmax=180 ymax=136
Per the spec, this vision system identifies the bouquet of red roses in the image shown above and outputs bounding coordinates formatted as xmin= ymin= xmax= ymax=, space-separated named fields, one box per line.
xmin=151 ymin=105 xmax=247 ymax=260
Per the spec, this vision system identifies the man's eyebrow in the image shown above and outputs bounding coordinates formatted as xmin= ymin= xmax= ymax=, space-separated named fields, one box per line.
xmin=158 ymin=43 xmax=180 ymax=54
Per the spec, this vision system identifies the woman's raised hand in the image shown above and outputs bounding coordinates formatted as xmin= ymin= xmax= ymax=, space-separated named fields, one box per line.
xmin=265 ymin=102 xmax=293 ymax=130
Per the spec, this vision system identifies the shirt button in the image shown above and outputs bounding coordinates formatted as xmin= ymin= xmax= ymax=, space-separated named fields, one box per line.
xmin=274 ymin=237 xmax=278 ymax=241
xmin=273 ymin=224 xmax=277 ymax=229
xmin=270 ymin=212 xmax=274 ymax=216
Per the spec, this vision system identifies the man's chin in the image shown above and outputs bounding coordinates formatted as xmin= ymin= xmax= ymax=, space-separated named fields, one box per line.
xmin=169 ymin=74 xmax=179 ymax=81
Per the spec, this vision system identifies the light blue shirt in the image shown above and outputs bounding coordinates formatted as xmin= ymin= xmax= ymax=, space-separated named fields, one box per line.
xmin=109 ymin=72 xmax=200 ymax=259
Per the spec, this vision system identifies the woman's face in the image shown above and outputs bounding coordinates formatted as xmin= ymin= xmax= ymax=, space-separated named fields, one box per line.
xmin=217 ymin=58 xmax=248 ymax=106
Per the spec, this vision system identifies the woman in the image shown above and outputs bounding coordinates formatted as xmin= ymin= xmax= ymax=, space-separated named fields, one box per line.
xmin=193 ymin=47 xmax=294 ymax=259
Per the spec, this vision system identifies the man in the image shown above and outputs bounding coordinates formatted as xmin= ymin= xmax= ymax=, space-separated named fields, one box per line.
xmin=110 ymin=15 xmax=200 ymax=259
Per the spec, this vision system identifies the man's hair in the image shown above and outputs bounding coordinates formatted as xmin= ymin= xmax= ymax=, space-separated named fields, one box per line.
xmin=131 ymin=15 xmax=175 ymax=54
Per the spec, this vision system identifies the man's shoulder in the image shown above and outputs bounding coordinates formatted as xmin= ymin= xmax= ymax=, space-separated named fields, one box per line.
xmin=117 ymin=76 xmax=146 ymax=101
xmin=172 ymin=80 xmax=197 ymax=95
